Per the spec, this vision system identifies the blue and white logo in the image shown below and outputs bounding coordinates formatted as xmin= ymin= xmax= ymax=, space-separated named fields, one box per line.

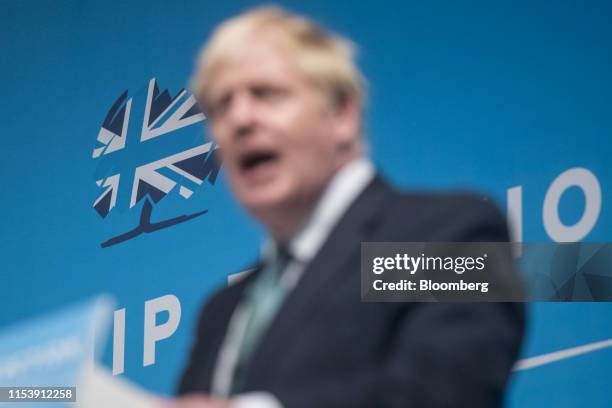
xmin=92 ymin=78 xmax=221 ymax=248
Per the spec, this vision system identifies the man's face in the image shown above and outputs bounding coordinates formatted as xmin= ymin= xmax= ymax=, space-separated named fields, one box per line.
xmin=205 ymin=38 xmax=357 ymax=217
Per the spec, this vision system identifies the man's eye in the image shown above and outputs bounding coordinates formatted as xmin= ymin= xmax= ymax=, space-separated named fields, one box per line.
xmin=252 ymin=86 xmax=287 ymax=101
xmin=209 ymin=95 xmax=231 ymax=118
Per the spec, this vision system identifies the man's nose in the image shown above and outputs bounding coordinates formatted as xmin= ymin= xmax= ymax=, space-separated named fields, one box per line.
xmin=227 ymin=93 xmax=256 ymax=138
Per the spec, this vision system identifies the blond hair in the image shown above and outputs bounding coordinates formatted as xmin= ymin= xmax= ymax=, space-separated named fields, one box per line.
xmin=191 ymin=6 xmax=366 ymax=114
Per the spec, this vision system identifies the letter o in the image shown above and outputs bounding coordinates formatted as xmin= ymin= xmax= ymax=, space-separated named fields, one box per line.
xmin=543 ymin=167 xmax=601 ymax=242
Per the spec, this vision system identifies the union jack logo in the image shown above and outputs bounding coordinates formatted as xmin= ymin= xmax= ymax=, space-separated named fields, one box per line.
xmin=92 ymin=78 xmax=221 ymax=248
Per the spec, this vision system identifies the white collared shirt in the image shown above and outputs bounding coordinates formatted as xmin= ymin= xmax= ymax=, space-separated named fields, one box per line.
xmin=213 ymin=158 xmax=375 ymax=407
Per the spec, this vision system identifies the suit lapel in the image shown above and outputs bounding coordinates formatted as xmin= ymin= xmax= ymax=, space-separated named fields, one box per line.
xmin=243 ymin=176 xmax=394 ymax=387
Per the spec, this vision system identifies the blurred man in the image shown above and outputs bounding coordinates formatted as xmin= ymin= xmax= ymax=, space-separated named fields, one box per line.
xmin=175 ymin=6 xmax=524 ymax=408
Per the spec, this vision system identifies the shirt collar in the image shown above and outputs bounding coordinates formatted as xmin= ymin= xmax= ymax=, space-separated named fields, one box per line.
xmin=262 ymin=157 xmax=375 ymax=264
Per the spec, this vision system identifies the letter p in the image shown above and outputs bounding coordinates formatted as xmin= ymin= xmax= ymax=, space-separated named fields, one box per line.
xmin=143 ymin=294 xmax=181 ymax=367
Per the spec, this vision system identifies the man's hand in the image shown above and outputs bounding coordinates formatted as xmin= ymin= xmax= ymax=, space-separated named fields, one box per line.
xmin=163 ymin=393 xmax=231 ymax=408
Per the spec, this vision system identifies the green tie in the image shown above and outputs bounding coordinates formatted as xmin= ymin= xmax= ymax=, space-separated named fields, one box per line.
xmin=230 ymin=246 xmax=292 ymax=394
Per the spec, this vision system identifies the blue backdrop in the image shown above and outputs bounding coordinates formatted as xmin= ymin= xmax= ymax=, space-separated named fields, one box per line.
xmin=2 ymin=1 xmax=611 ymax=406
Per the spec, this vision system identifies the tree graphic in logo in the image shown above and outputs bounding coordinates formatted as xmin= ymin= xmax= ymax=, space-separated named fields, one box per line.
xmin=92 ymin=78 xmax=221 ymax=248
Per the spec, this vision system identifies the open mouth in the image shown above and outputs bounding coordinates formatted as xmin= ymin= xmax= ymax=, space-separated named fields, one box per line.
xmin=239 ymin=150 xmax=279 ymax=172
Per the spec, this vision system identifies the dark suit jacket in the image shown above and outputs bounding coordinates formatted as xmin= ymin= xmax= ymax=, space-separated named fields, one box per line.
xmin=178 ymin=175 xmax=525 ymax=407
